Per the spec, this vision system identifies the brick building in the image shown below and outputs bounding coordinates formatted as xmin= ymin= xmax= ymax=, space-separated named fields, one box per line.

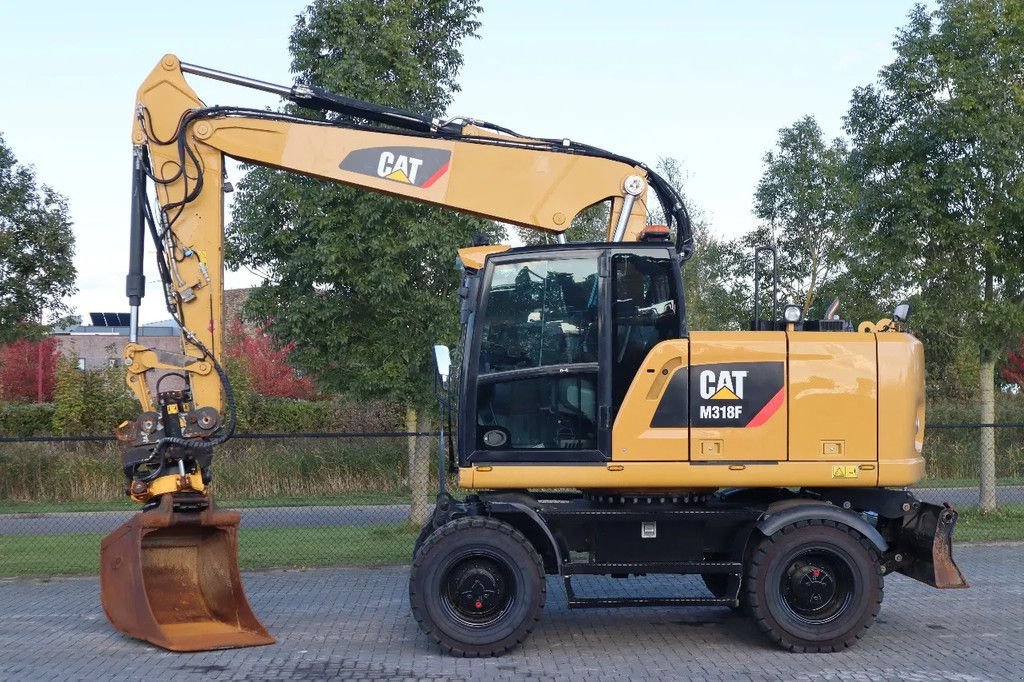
xmin=53 ymin=318 xmax=181 ymax=370
xmin=52 ymin=288 xmax=252 ymax=371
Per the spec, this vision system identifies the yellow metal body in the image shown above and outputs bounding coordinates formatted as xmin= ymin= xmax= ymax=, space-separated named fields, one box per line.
xmin=130 ymin=471 xmax=206 ymax=504
xmin=461 ymin=328 xmax=926 ymax=490
xmin=130 ymin=54 xmax=928 ymax=498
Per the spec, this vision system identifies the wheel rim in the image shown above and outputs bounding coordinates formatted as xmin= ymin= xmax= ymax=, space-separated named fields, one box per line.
xmin=778 ymin=547 xmax=855 ymax=625
xmin=440 ymin=551 xmax=517 ymax=628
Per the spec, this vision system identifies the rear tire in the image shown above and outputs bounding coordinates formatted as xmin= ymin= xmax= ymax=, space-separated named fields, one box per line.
xmin=745 ymin=520 xmax=882 ymax=652
xmin=409 ymin=517 xmax=546 ymax=657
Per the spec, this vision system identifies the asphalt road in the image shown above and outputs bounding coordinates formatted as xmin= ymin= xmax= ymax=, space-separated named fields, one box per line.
xmin=0 ymin=486 xmax=1018 ymax=537
xmin=0 ymin=544 xmax=1021 ymax=681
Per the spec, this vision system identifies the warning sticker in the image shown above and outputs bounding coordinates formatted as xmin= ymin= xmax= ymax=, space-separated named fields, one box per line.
xmin=831 ymin=465 xmax=859 ymax=479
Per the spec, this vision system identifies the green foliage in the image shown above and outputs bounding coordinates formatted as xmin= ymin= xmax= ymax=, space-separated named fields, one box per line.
xmin=0 ymin=436 xmax=413 ymax=504
xmin=649 ymin=157 xmax=749 ymax=331
xmin=225 ymin=353 xmax=401 ymax=433
xmin=51 ymin=357 xmax=135 ymax=436
xmin=241 ymin=395 xmax=400 ymax=433
xmin=844 ymin=0 xmax=1024 ymax=374
xmin=515 ymin=200 xmax=611 ymax=246
xmin=751 ymin=116 xmax=853 ymax=317
xmin=923 ymin=393 xmax=1024 ymax=480
xmin=684 ymin=226 xmax=749 ymax=332
xmin=0 ymin=133 xmax=76 ymax=343
xmin=0 ymin=401 xmax=54 ymax=436
xmin=228 ymin=0 xmax=487 ymax=410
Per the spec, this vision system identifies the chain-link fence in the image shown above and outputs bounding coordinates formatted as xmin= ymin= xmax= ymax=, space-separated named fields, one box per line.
xmin=0 ymin=422 xmax=1020 ymax=577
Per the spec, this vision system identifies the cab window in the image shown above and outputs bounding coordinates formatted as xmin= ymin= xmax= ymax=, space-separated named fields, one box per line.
xmin=611 ymin=252 xmax=680 ymax=409
xmin=478 ymin=258 xmax=599 ymax=374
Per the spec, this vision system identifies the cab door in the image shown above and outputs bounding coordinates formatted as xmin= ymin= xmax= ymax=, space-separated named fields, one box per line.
xmin=464 ymin=251 xmax=609 ymax=464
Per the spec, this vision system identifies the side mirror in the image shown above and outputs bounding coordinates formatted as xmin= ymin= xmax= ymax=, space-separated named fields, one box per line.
xmin=893 ymin=303 xmax=912 ymax=324
xmin=432 ymin=344 xmax=452 ymax=390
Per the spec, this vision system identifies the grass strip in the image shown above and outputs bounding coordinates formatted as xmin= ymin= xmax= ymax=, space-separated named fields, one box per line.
xmin=0 ymin=523 xmax=418 ymax=577
xmin=954 ymin=504 xmax=1024 ymax=543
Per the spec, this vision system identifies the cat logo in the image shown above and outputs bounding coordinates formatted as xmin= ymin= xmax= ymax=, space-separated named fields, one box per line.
xmin=650 ymin=361 xmax=785 ymax=429
xmin=699 ymin=369 xmax=747 ymax=401
xmin=377 ymin=151 xmax=423 ymax=184
xmin=339 ymin=146 xmax=451 ymax=188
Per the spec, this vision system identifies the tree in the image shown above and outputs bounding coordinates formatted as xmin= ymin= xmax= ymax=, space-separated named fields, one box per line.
xmin=752 ymin=116 xmax=853 ymax=318
xmin=844 ymin=0 xmax=1024 ymax=511
xmin=228 ymin=0 xmax=485 ymax=524
xmin=0 ymin=337 xmax=58 ymax=402
xmin=649 ymin=157 xmax=748 ymax=331
xmin=514 ymin=201 xmax=610 ymax=246
xmin=0 ymin=134 xmax=76 ymax=343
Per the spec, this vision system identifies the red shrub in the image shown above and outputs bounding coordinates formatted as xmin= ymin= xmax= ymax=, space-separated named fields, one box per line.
xmin=0 ymin=337 xmax=59 ymax=402
xmin=225 ymin=320 xmax=317 ymax=400
xmin=1003 ymin=339 xmax=1024 ymax=390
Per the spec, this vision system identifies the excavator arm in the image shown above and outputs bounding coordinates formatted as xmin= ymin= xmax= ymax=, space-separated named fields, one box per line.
xmin=118 ymin=54 xmax=692 ymax=502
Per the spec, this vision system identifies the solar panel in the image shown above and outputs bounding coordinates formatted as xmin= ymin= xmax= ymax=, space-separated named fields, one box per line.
xmin=88 ymin=312 xmax=132 ymax=327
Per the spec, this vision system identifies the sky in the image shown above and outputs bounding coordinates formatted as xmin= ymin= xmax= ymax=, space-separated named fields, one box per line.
xmin=0 ymin=0 xmax=923 ymax=324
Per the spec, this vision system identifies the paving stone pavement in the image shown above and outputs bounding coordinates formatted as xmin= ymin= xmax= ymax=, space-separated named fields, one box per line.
xmin=0 ymin=544 xmax=1021 ymax=681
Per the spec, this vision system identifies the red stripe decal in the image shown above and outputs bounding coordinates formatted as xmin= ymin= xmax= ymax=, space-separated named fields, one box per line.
xmin=746 ymin=388 xmax=785 ymax=428
xmin=420 ymin=161 xmax=450 ymax=188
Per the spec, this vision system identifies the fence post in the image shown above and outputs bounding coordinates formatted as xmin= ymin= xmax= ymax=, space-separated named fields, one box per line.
xmin=406 ymin=408 xmax=431 ymax=527
xmin=979 ymin=361 xmax=998 ymax=513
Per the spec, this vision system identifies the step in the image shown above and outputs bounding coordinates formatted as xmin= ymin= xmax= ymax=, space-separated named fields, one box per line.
xmin=567 ymin=596 xmax=736 ymax=609
xmin=563 ymin=561 xmax=742 ymax=576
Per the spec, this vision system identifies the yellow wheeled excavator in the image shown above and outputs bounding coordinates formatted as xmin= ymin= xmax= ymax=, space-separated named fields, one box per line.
xmin=101 ymin=54 xmax=966 ymax=655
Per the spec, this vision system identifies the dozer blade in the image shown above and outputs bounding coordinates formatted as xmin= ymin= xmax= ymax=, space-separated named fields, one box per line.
xmin=895 ymin=501 xmax=969 ymax=589
xmin=100 ymin=495 xmax=275 ymax=652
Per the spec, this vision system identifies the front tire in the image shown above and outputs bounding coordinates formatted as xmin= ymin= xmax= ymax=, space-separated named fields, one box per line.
xmin=746 ymin=519 xmax=882 ymax=652
xmin=409 ymin=517 xmax=546 ymax=657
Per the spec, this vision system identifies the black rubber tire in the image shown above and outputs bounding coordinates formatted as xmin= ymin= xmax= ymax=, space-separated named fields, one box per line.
xmin=412 ymin=522 xmax=434 ymax=558
xmin=745 ymin=519 xmax=883 ymax=652
xmin=409 ymin=516 xmax=546 ymax=657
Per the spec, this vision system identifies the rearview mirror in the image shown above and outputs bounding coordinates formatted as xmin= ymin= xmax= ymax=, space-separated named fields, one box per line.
xmin=432 ymin=344 xmax=452 ymax=389
xmin=893 ymin=303 xmax=911 ymax=324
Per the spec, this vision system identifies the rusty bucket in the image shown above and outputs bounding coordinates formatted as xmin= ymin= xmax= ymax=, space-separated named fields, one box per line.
xmin=99 ymin=495 xmax=275 ymax=652
xmin=896 ymin=501 xmax=969 ymax=589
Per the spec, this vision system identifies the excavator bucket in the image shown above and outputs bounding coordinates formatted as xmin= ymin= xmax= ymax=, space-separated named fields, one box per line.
xmin=895 ymin=501 xmax=969 ymax=589
xmin=100 ymin=496 xmax=274 ymax=652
